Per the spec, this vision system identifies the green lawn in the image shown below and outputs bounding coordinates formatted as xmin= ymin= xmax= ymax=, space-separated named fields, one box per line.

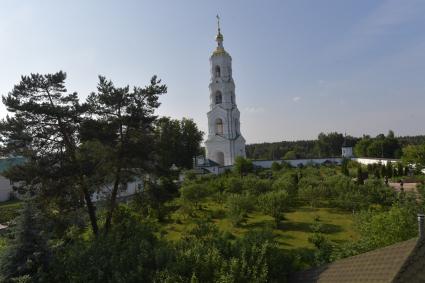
xmin=164 ymin=200 xmax=359 ymax=250
xmin=0 ymin=200 xmax=21 ymax=224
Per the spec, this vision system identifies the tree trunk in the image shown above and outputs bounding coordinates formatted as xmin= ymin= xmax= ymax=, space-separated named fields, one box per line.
xmin=82 ymin=186 xmax=99 ymax=236
xmin=104 ymin=168 xmax=121 ymax=234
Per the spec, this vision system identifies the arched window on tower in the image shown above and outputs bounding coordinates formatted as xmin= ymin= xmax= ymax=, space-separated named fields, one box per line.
xmin=215 ymin=66 xmax=221 ymax=77
xmin=235 ymin=118 xmax=239 ymax=135
xmin=215 ymin=118 xmax=223 ymax=135
xmin=215 ymin=91 xmax=222 ymax=104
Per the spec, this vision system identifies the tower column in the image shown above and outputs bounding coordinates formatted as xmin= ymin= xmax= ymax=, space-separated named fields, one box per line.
xmin=205 ymin=17 xmax=246 ymax=166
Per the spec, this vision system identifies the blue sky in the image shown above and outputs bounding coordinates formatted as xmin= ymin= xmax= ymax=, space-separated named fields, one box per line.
xmin=1 ymin=0 xmax=424 ymax=143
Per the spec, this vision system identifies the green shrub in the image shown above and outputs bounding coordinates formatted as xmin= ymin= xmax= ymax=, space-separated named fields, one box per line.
xmin=258 ymin=190 xmax=291 ymax=227
xmin=226 ymin=194 xmax=254 ymax=226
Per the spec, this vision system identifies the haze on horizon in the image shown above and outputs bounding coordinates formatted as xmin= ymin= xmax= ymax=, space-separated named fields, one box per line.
xmin=1 ymin=0 xmax=424 ymax=143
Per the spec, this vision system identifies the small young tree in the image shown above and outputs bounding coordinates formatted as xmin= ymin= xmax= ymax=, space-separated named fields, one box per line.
xmin=0 ymin=201 xmax=50 ymax=282
xmin=233 ymin=157 xmax=254 ymax=177
xmin=226 ymin=194 xmax=254 ymax=226
xmin=259 ymin=190 xmax=291 ymax=227
xmin=341 ymin=158 xmax=349 ymax=176
xmin=180 ymin=182 xmax=208 ymax=213
xmin=308 ymin=220 xmax=333 ymax=265
xmin=271 ymin=161 xmax=282 ymax=172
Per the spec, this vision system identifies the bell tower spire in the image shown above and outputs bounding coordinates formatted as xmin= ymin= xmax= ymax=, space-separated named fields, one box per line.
xmin=215 ymin=14 xmax=225 ymax=51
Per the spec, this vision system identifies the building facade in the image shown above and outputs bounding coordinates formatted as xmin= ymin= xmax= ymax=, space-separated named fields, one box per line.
xmin=205 ymin=19 xmax=246 ymax=166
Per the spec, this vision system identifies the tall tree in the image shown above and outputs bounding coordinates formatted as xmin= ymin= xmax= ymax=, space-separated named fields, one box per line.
xmin=83 ymin=75 xmax=166 ymax=233
xmin=402 ymin=144 xmax=425 ymax=171
xmin=0 ymin=72 xmax=99 ymax=235
xmin=155 ymin=117 xmax=203 ymax=172
xmin=180 ymin=118 xmax=204 ymax=168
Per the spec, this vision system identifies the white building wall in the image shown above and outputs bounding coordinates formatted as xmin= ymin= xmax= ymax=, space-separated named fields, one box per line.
xmin=91 ymin=180 xmax=142 ymax=202
xmin=0 ymin=176 xmax=13 ymax=202
xmin=352 ymin=157 xmax=399 ymax=166
xmin=342 ymin=147 xmax=353 ymax=158
xmin=253 ymin=158 xmax=343 ymax=168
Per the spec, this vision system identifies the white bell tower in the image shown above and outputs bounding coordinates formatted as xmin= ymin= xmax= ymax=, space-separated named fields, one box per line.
xmin=205 ymin=16 xmax=246 ymax=166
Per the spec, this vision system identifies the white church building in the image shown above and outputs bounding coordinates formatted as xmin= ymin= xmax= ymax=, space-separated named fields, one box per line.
xmin=204 ymin=18 xmax=246 ymax=166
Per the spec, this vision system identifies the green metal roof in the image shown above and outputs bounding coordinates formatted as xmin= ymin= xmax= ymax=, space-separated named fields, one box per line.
xmin=0 ymin=157 xmax=25 ymax=174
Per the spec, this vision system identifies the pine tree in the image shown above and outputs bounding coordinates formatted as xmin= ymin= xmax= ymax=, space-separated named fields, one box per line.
xmin=83 ymin=75 xmax=167 ymax=233
xmin=0 ymin=201 xmax=50 ymax=282
xmin=0 ymin=72 xmax=99 ymax=235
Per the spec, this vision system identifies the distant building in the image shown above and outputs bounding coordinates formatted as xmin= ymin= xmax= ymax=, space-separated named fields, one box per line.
xmin=0 ymin=157 xmax=25 ymax=202
xmin=193 ymin=155 xmax=228 ymax=175
xmin=289 ymin=214 xmax=425 ymax=282
xmin=0 ymin=156 xmax=139 ymax=203
xmin=205 ymin=16 xmax=246 ymax=166
xmin=341 ymin=136 xmax=354 ymax=158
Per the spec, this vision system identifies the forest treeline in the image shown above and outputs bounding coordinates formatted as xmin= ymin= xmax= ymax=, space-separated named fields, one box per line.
xmin=246 ymin=131 xmax=425 ymax=160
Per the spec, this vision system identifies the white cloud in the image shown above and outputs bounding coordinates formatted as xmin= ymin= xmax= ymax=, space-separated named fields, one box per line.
xmin=292 ymin=96 xmax=301 ymax=102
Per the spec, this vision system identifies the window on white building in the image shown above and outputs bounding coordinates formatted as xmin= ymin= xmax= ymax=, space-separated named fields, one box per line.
xmin=215 ymin=118 xmax=223 ymax=135
xmin=215 ymin=91 xmax=222 ymax=104
xmin=215 ymin=66 xmax=221 ymax=77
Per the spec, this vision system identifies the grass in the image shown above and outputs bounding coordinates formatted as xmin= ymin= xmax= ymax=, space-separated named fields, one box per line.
xmin=163 ymin=199 xmax=359 ymax=250
xmin=0 ymin=236 xmax=6 ymax=253
xmin=0 ymin=200 xmax=22 ymax=224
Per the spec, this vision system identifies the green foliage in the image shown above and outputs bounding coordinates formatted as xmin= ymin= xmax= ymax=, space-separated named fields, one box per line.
xmin=341 ymin=158 xmax=349 ymax=176
xmin=283 ymin=150 xmax=297 ymax=160
xmin=357 ymin=166 xmax=364 ymax=185
xmin=272 ymin=172 xmax=298 ymax=197
xmin=0 ymin=201 xmax=50 ymax=283
xmin=133 ymin=178 xmax=177 ymax=221
xmin=315 ymin=132 xmax=345 ymax=157
xmin=355 ymin=202 xmax=419 ymax=250
xmin=158 ymin=223 xmax=291 ymax=283
xmin=242 ymin=176 xmax=272 ymax=195
xmin=402 ymin=144 xmax=425 ymax=171
xmin=155 ymin=117 xmax=204 ymax=172
xmin=180 ymin=182 xmax=209 ymax=211
xmin=233 ymin=157 xmax=254 ymax=176
xmin=0 ymin=201 xmax=21 ymax=224
xmin=50 ymin=206 xmax=159 ymax=283
xmin=223 ymin=177 xmax=244 ymax=194
xmin=354 ymin=131 xmax=402 ymax=158
xmin=84 ymin=75 xmax=167 ymax=232
xmin=258 ymin=190 xmax=291 ymax=227
xmin=270 ymin=161 xmax=282 ymax=172
xmin=246 ymin=131 xmax=424 ymax=160
xmin=226 ymin=194 xmax=254 ymax=226
xmin=0 ymin=71 xmax=100 ymax=234
xmin=246 ymin=132 xmax=358 ymax=160
xmin=50 ymin=216 xmax=292 ymax=283
xmin=298 ymin=175 xmax=325 ymax=207
xmin=308 ymin=220 xmax=333 ymax=265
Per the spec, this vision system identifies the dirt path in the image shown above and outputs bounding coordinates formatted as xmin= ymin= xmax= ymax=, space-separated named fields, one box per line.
xmin=388 ymin=182 xmax=418 ymax=193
